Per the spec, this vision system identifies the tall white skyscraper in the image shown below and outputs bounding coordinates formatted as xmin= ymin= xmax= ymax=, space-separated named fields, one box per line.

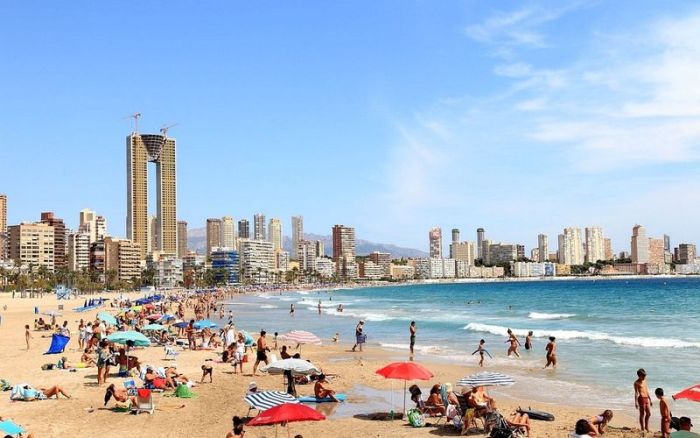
xmin=429 ymin=227 xmax=442 ymax=258
xmin=291 ymin=216 xmax=303 ymax=260
xmin=222 ymin=216 xmax=236 ymax=249
xmin=558 ymin=227 xmax=584 ymax=265
xmin=268 ymin=218 xmax=282 ymax=251
xmin=476 ymin=228 xmax=485 ymax=260
xmin=537 ymin=234 xmax=548 ymax=263
xmin=585 ymin=227 xmax=605 ymax=263
xmin=631 ymin=225 xmax=649 ymax=264
xmin=254 ymin=213 xmax=266 ymax=241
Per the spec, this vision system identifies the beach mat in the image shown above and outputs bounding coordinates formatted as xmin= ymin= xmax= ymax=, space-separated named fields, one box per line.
xmin=298 ymin=393 xmax=346 ymax=403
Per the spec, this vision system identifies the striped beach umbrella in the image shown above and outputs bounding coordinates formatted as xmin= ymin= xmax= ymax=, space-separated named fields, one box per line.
xmin=245 ymin=391 xmax=299 ymax=411
xmin=281 ymin=330 xmax=321 ymax=353
xmin=457 ymin=372 xmax=515 ymax=388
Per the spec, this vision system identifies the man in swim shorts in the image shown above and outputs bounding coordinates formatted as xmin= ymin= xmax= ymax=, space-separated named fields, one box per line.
xmin=634 ymin=368 xmax=652 ymax=433
xmin=253 ymin=330 xmax=269 ymax=376
xmin=409 ymin=321 xmax=416 ymax=355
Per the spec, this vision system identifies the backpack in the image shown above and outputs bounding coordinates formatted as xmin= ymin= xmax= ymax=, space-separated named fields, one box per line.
xmin=407 ymin=408 xmax=425 ymax=427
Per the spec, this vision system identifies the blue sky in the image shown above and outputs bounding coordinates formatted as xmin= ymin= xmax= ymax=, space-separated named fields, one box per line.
xmin=2 ymin=1 xmax=700 ymax=254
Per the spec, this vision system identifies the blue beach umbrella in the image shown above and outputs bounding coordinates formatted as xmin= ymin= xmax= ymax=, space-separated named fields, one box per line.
xmin=106 ymin=331 xmax=151 ymax=347
xmin=97 ymin=312 xmax=117 ymax=326
xmin=193 ymin=319 xmax=217 ymax=329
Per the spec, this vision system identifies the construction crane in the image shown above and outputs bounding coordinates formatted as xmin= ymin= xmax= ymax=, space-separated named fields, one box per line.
xmin=160 ymin=123 xmax=178 ymax=137
xmin=122 ymin=112 xmax=142 ymax=133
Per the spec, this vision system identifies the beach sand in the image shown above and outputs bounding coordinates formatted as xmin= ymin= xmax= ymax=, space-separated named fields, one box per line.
xmin=0 ymin=292 xmax=642 ymax=437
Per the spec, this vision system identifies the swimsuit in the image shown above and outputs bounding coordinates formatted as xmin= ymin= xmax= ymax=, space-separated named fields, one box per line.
xmin=637 ymin=395 xmax=650 ymax=407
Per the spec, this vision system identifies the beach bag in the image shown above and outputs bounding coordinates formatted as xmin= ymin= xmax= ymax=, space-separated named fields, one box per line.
xmin=174 ymin=384 xmax=196 ymax=398
xmin=407 ymin=408 xmax=425 ymax=427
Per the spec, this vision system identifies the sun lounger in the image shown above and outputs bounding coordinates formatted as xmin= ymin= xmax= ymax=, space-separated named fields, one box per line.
xmin=132 ymin=388 xmax=154 ymax=414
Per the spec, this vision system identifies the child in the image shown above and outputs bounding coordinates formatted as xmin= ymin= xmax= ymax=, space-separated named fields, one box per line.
xmin=634 ymin=368 xmax=652 ymax=433
xmin=201 ymin=364 xmax=213 ymax=383
xmin=656 ymin=388 xmax=671 ymax=438
xmin=332 ymin=332 xmax=339 ymax=343
xmin=273 ymin=332 xmax=279 ymax=350
xmin=25 ymin=324 xmax=33 ymax=350
xmin=472 ymin=339 xmax=491 ymax=367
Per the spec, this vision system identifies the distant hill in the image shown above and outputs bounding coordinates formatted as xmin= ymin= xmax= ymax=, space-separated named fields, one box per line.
xmin=187 ymin=228 xmax=427 ymax=259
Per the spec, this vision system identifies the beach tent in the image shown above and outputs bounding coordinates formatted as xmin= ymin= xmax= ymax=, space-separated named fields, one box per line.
xmin=45 ymin=334 xmax=70 ymax=355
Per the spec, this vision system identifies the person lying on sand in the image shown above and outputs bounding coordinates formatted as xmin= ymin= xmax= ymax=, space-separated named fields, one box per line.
xmin=104 ymin=383 xmax=136 ymax=409
xmin=571 ymin=418 xmax=598 ymax=437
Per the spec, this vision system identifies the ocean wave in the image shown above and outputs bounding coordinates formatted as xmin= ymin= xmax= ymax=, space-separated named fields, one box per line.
xmin=260 ymin=304 xmax=277 ymax=309
xmin=528 ymin=312 xmax=576 ymax=320
xmin=463 ymin=323 xmax=700 ymax=349
xmin=323 ymin=308 xmax=398 ymax=322
xmin=379 ymin=342 xmax=447 ymax=354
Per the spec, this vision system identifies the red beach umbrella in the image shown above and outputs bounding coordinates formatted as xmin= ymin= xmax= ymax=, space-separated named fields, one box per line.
xmin=673 ymin=384 xmax=700 ymax=402
xmin=376 ymin=361 xmax=434 ymax=416
xmin=145 ymin=314 xmax=162 ymax=321
xmin=247 ymin=403 xmax=325 ymax=437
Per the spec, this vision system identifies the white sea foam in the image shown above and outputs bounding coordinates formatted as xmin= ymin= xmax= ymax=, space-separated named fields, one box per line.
xmin=379 ymin=342 xmax=447 ymax=354
xmin=463 ymin=323 xmax=700 ymax=349
xmin=260 ymin=304 xmax=277 ymax=309
xmin=528 ymin=312 xmax=576 ymax=320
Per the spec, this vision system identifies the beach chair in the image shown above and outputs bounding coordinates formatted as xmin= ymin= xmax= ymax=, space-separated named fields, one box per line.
xmin=164 ymin=346 xmax=179 ymax=360
xmin=132 ymin=388 xmax=155 ymax=415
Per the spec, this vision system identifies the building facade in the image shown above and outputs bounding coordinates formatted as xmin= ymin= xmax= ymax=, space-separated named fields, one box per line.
xmin=221 ymin=216 xmax=236 ymax=249
xmin=631 ymin=225 xmax=649 ymax=264
xmin=104 ymin=237 xmax=141 ymax=282
xmin=40 ymin=212 xmax=67 ymax=270
xmin=0 ymin=194 xmax=6 ymax=260
xmin=268 ymin=218 xmax=282 ymax=251
xmin=253 ymin=213 xmax=266 ymax=241
xmin=67 ymin=231 xmax=90 ymax=272
xmin=177 ymin=221 xmax=188 ymax=258
xmin=206 ymin=218 xmax=223 ymax=256
xmin=239 ymin=239 xmax=274 ymax=283
xmin=585 ymin=227 xmax=605 ymax=263
xmin=537 ymin=234 xmax=548 ymax=263
xmin=368 ymin=251 xmax=391 ymax=276
xmin=476 ymin=228 xmax=485 ymax=260
xmin=485 ymin=243 xmax=517 ymax=265
xmin=8 ymin=222 xmax=55 ymax=272
xmin=291 ymin=216 xmax=303 ymax=260
xmin=558 ymin=227 xmax=584 ymax=265
xmin=238 ymin=219 xmax=250 ymax=239
xmin=677 ymin=244 xmax=696 ymax=264
xmin=332 ymin=225 xmax=356 ymax=279
xmin=210 ymin=248 xmax=240 ymax=285
xmin=450 ymin=241 xmax=476 ymax=265
xmin=429 ymin=227 xmax=442 ymax=258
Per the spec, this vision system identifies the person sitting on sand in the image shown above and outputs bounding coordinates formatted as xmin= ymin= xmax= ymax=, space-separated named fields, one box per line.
xmin=313 ymin=374 xmax=338 ymax=402
xmin=425 ymin=384 xmax=447 ymax=416
xmin=166 ymin=366 xmax=190 ymax=388
xmin=81 ymin=349 xmax=96 ymax=367
xmin=589 ymin=410 xmax=613 ymax=435
xmin=671 ymin=416 xmax=700 ymax=437
xmin=571 ymin=418 xmax=598 ymax=437
xmin=104 ymin=383 xmax=136 ymax=409
xmin=280 ymin=345 xmax=291 ymax=359
xmin=225 ymin=416 xmax=245 ymax=438
xmin=117 ymin=347 xmax=141 ymax=375
xmin=506 ymin=412 xmax=531 ymax=437
xmin=467 ymin=387 xmax=495 ymax=417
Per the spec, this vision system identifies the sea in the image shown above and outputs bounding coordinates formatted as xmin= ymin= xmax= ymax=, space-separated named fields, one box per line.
xmin=221 ymin=278 xmax=700 ymax=417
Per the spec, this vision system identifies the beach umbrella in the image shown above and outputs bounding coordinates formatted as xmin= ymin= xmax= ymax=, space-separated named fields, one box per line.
xmin=280 ymin=330 xmax=321 ymax=352
xmin=159 ymin=314 xmax=176 ymax=322
xmin=97 ymin=312 xmax=117 ymax=326
xmin=245 ymin=391 xmax=299 ymax=411
xmin=193 ymin=319 xmax=217 ymax=329
xmin=0 ymin=419 xmax=25 ymax=436
xmin=142 ymin=323 xmax=166 ymax=331
xmin=145 ymin=314 xmax=162 ymax=321
xmin=106 ymin=331 xmax=151 ymax=347
xmin=457 ymin=372 xmax=515 ymax=388
xmin=262 ymin=359 xmax=321 ymax=376
xmin=673 ymin=384 xmax=700 ymax=402
xmin=247 ymin=403 xmax=325 ymax=438
xmin=376 ymin=361 xmax=434 ymax=416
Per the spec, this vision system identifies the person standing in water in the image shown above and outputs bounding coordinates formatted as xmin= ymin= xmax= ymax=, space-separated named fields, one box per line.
xmin=317 ymin=300 xmax=322 ymax=315
xmin=472 ymin=339 xmax=492 ymax=367
xmin=290 ymin=303 xmax=295 ymax=317
xmin=544 ymin=336 xmax=557 ymax=368
xmin=409 ymin=321 xmax=416 ymax=355
xmin=351 ymin=320 xmax=365 ymax=352
xmin=525 ymin=331 xmax=533 ymax=351
xmin=505 ymin=329 xmax=521 ymax=357
xmin=634 ymin=369 xmax=652 ymax=433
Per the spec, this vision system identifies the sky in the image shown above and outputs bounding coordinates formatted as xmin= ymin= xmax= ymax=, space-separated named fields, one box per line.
xmin=2 ymin=1 xmax=700 ymax=254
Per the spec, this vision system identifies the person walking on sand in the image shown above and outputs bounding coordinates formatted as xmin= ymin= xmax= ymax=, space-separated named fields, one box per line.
xmin=634 ymin=368 xmax=653 ymax=433
xmin=656 ymin=387 xmax=671 ymax=438
xmin=544 ymin=336 xmax=557 ymax=368
xmin=25 ymin=324 xmax=33 ymax=350
xmin=253 ymin=330 xmax=270 ymax=376
xmin=506 ymin=329 xmax=521 ymax=357
xmin=351 ymin=320 xmax=365 ymax=352
xmin=409 ymin=321 xmax=417 ymax=355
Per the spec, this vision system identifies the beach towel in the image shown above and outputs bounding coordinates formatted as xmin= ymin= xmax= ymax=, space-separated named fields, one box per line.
xmin=172 ymin=384 xmax=196 ymax=398
xmin=44 ymin=334 xmax=70 ymax=355
xmin=0 ymin=419 xmax=25 ymax=435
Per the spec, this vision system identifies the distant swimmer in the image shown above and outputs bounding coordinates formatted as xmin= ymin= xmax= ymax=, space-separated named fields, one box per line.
xmin=337 ymin=304 xmax=343 ymax=312
xmin=525 ymin=331 xmax=533 ymax=351
xmin=506 ymin=329 xmax=521 ymax=357
xmin=318 ymin=300 xmax=322 ymax=315
xmin=290 ymin=303 xmax=295 ymax=316
xmin=544 ymin=336 xmax=556 ymax=368
xmin=472 ymin=339 xmax=492 ymax=367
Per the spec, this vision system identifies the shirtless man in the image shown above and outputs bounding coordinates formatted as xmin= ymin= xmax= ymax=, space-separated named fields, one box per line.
xmin=634 ymin=368 xmax=652 ymax=433
xmin=544 ymin=336 xmax=557 ymax=368
xmin=314 ymin=374 xmax=338 ymax=402
xmin=506 ymin=329 xmax=521 ymax=357
xmin=409 ymin=321 xmax=417 ymax=355
xmin=656 ymin=387 xmax=671 ymax=438
xmin=253 ymin=330 xmax=270 ymax=376
xmin=525 ymin=331 xmax=533 ymax=351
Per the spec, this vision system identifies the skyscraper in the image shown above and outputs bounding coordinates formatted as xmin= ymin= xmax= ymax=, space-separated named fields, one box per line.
xmin=8 ymin=222 xmax=54 ymax=272
xmin=558 ymin=227 xmax=584 ymax=265
xmin=291 ymin=216 xmax=304 ymax=260
xmin=254 ymin=213 xmax=266 ymax=240
xmin=126 ymin=131 xmax=177 ymax=259
xmin=476 ymin=228 xmax=485 ymax=260
xmin=451 ymin=229 xmax=460 ymax=244
xmin=148 ymin=215 xmax=158 ymax=254
xmin=584 ymin=226 xmax=605 ymax=263
xmin=268 ymin=218 xmax=282 ymax=251
xmin=206 ymin=218 xmax=223 ymax=256
xmin=332 ymin=225 xmax=356 ymax=279
xmin=429 ymin=227 xmax=442 ymax=258
xmin=604 ymin=238 xmax=613 ymax=261
xmin=221 ymin=216 xmax=236 ymax=248
xmin=67 ymin=231 xmax=90 ymax=271
xmin=537 ymin=234 xmax=548 ymax=263
xmin=40 ymin=212 xmax=67 ymax=270
xmin=0 ymin=194 xmax=7 ymax=260
xmin=238 ymin=219 xmax=250 ymax=239
xmin=631 ymin=225 xmax=649 ymax=264
xmin=663 ymin=234 xmax=671 ymax=252
xmin=177 ymin=221 xmax=188 ymax=258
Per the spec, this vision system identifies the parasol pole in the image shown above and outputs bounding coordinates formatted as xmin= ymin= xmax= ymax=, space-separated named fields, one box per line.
xmin=403 ymin=380 xmax=407 ymax=416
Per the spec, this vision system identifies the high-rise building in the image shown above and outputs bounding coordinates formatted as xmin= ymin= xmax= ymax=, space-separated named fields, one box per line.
xmin=516 ymin=244 xmax=525 ymax=260
xmin=298 ymin=240 xmax=318 ymax=271
xmin=429 ymin=227 xmax=442 ymax=258
xmin=254 ymin=213 xmax=266 ymax=241
xmin=210 ymin=248 xmax=240 ymax=285
xmin=177 ymin=221 xmax=188 ymax=258
xmin=222 ymin=216 xmax=236 ymax=249
xmin=451 ymin=229 xmax=460 ymax=244
xmin=79 ymin=209 xmax=106 ymax=244
xmin=126 ymin=131 xmax=177 ymax=259
xmin=239 ymin=239 xmax=274 ymax=283
xmin=584 ymin=227 xmax=605 ymax=263
xmin=558 ymin=227 xmax=584 ymax=265
xmin=104 ymin=237 xmax=141 ymax=282
xmin=604 ymin=238 xmax=613 ymax=260
xmin=67 ymin=231 xmax=90 ymax=272
xmin=530 ymin=248 xmax=540 ymax=261
xmin=291 ymin=216 xmax=304 ymax=260
xmin=484 ymin=243 xmax=518 ymax=265
xmin=369 ymin=251 xmax=391 ymax=276
xmin=95 ymin=216 xmax=107 ymax=241
xmin=332 ymin=225 xmax=356 ymax=279
xmin=648 ymin=238 xmax=665 ymax=271
xmin=0 ymin=194 xmax=7 ymax=260
xmin=663 ymin=234 xmax=671 ymax=252
xmin=238 ymin=219 xmax=250 ymax=239
xmin=314 ymin=240 xmax=325 ymax=258
xmin=476 ymin=228 xmax=485 ymax=260
xmin=206 ymin=218 xmax=223 ymax=256
xmin=148 ymin=215 xmax=158 ymax=254
xmin=450 ymin=241 xmax=476 ymax=266
xmin=268 ymin=218 xmax=282 ymax=251
xmin=90 ymin=240 xmax=105 ymax=274
xmin=8 ymin=222 xmax=55 ymax=272
xmin=677 ymin=244 xmax=696 ymax=264
xmin=39 ymin=212 xmax=66 ymax=270
xmin=537 ymin=234 xmax=548 ymax=263
xmin=631 ymin=225 xmax=649 ymax=264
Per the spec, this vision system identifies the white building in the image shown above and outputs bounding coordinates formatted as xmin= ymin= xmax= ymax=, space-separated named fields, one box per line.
xmin=239 ymin=239 xmax=274 ymax=283
xmin=268 ymin=218 xmax=282 ymax=251
xmin=67 ymin=231 xmax=90 ymax=271
xmin=631 ymin=225 xmax=649 ymax=264
xmin=315 ymin=257 xmax=335 ymax=278
xmin=390 ymin=264 xmax=415 ymax=280
xmin=512 ymin=261 xmax=556 ymax=277
xmin=298 ymin=240 xmax=317 ymax=271
xmin=360 ymin=261 xmax=384 ymax=280
xmin=151 ymin=256 xmax=183 ymax=288
xmin=585 ymin=227 xmax=605 ymax=263
xmin=559 ymin=227 xmax=584 ymax=265
xmin=275 ymin=250 xmax=289 ymax=272
xmin=222 ymin=216 xmax=236 ymax=249
xmin=291 ymin=216 xmax=303 ymax=260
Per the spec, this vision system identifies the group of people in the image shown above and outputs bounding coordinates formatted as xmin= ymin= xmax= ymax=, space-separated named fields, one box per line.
xmin=634 ymin=368 xmax=699 ymax=437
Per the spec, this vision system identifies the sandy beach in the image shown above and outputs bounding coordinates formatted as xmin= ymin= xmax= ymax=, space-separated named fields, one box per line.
xmin=0 ymin=292 xmax=642 ymax=437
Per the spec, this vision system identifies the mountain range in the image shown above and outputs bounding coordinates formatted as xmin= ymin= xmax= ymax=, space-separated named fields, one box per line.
xmin=187 ymin=228 xmax=427 ymax=259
